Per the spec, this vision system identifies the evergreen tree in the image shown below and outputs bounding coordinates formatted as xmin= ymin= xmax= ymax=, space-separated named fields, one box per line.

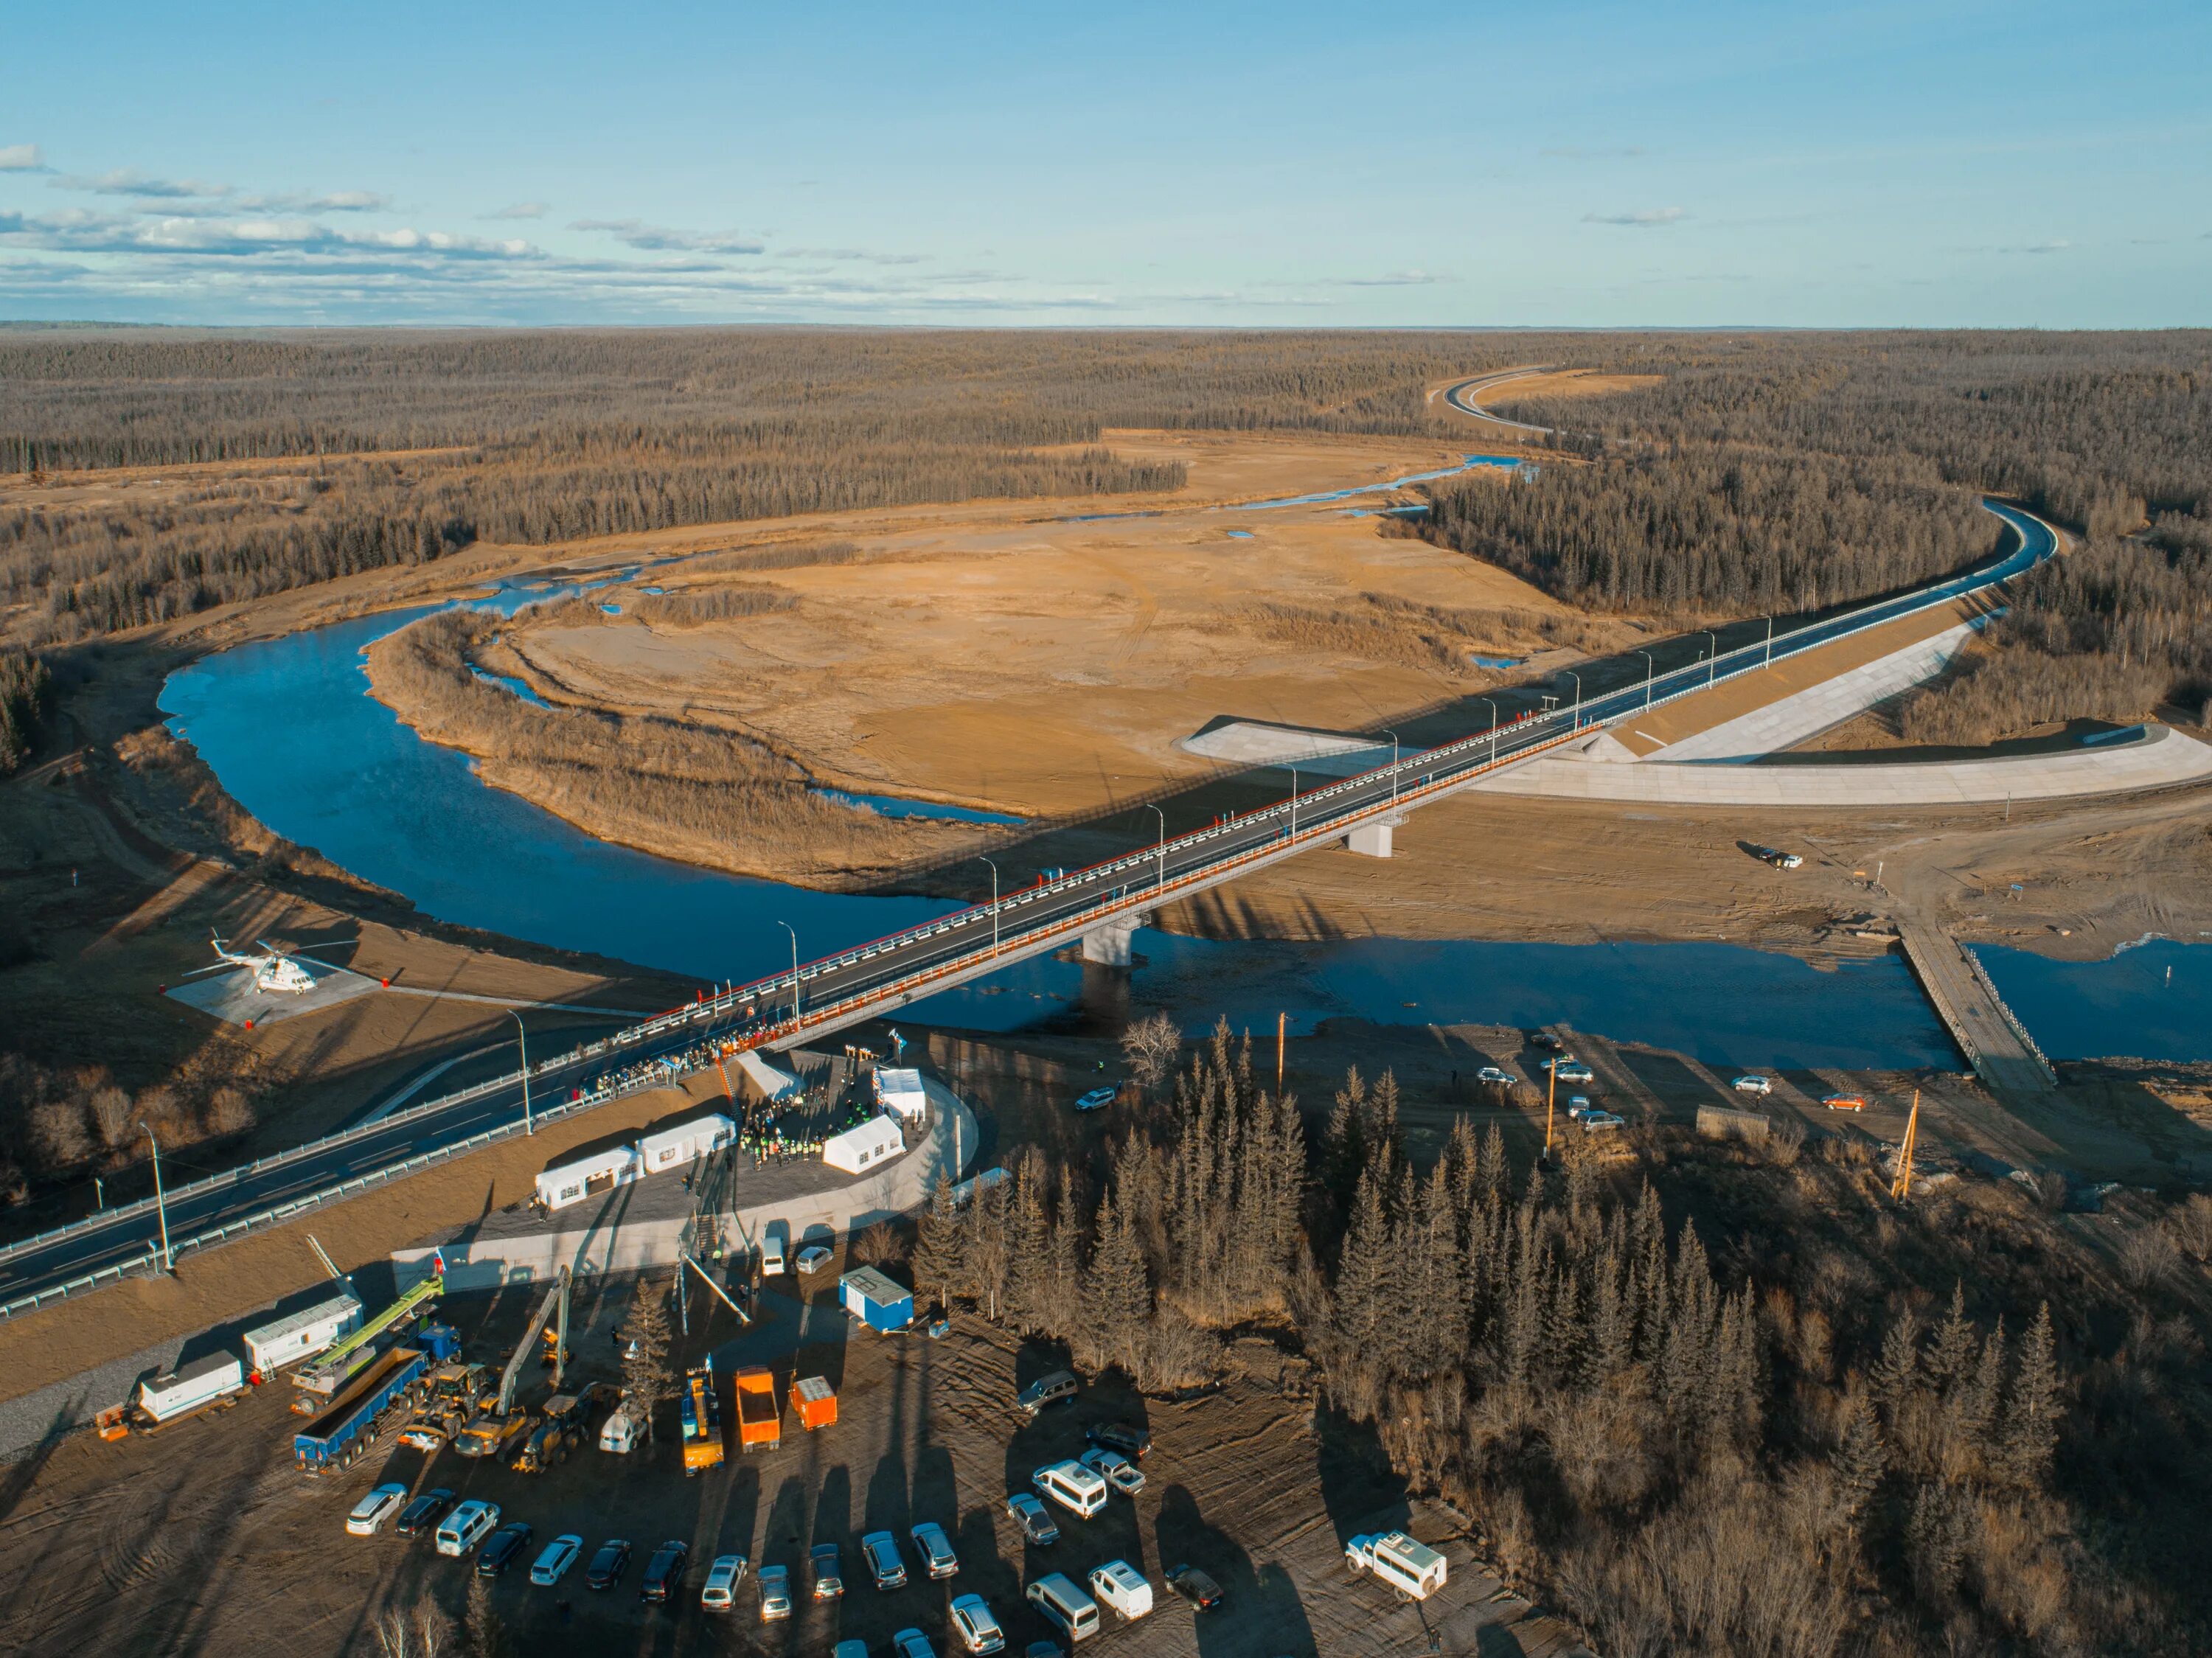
xmin=1998 ymin=1302 xmax=2062 ymax=1491
xmin=617 ymin=1277 xmax=675 ymax=1443
xmin=911 ymin=1174 xmax=964 ymax=1315
xmin=463 ymin=1572 xmax=509 ymax=1658
xmin=1833 ymin=1396 xmax=1887 ymax=1532
xmin=1925 ymin=1281 xmax=1978 ymax=1395
xmin=1869 ymin=1310 xmax=1923 ymax=1428
xmin=1078 ymin=1193 xmax=1151 ymax=1376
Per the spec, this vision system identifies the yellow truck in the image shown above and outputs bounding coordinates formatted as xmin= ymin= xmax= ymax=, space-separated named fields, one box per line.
xmin=681 ymin=1366 xmax=725 ymax=1474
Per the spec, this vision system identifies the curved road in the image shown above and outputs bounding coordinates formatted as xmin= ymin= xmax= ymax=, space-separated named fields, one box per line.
xmin=1441 ymin=368 xmax=1557 ymax=437
xmin=0 ymin=499 xmax=2059 ymax=1313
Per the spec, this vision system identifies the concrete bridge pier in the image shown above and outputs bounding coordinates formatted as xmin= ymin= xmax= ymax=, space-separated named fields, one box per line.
xmin=1343 ymin=816 xmax=1404 ymax=858
xmin=1079 ymin=910 xmax=1152 ymax=966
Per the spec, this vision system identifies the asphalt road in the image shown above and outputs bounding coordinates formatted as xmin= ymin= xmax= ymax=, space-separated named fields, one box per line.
xmin=0 ymin=502 xmax=2055 ymax=1310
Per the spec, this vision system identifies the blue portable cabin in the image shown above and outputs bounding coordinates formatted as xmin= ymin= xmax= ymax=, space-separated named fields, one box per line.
xmin=838 ymin=1266 xmax=915 ymax=1334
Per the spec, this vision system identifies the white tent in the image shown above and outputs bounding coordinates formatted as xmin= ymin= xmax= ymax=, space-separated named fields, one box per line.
xmin=639 ymin=1110 xmax=734 ymax=1174
xmin=535 ymin=1143 xmax=642 ymax=1211
xmin=823 ymin=1113 xmax=906 ymax=1176
xmin=873 ymin=1067 xmax=929 ymax=1121
xmin=734 ymin=1050 xmax=801 ymax=1102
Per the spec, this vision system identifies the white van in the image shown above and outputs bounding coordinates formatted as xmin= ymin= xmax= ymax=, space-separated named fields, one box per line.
xmin=1345 ymin=1530 xmax=1448 ymax=1600
xmin=435 ymin=1499 xmax=501 ymax=1557
xmin=1032 ymin=1460 xmax=1108 ymax=1520
xmin=761 ymin=1222 xmax=788 ymax=1278
xmin=1025 ymin=1572 xmax=1100 ymax=1643
xmin=1086 ymin=1559 xmax=1152 ymax=1620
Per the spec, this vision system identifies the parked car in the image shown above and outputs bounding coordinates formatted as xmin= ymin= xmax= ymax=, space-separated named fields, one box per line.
xmin=1005 ymin=1491 xmax=1060 ymax=1546
xmin=796 ymin=1244 xmax=835 ymax=1276
xmin=1531 ymin=1031 xmax=1565 ymax=1051
xmin=641 ymin=1540 xmax=689 ymax=1603
xmin=1025 ymin=1572 xmax=1101 ymax=1642
xmin=758 ymin=1564 xmax=793 ymax=1620
xmin=347 ymin=1483 xmax=410 ymax=1536
xmin=1822 ymin=1093 xmax=1868 ymax=1112
xmin=911 ymin=1520 xmax=959 ymax=1579
xmin=700 ymin=1553 xmax=748 ymax=1610
xmin=1582 ymin=1110 xmax=1626 ymax=1132
xmin=1553 ymin=1062 xmax=1594 ymax=1083
xmin=811 ymin=1541 xmax=844 ymax=1599
xmin=1166 ymin=1562 xmax=1223 ymax=1609
xmin=1733 ymin=1075 xmax=1774 ymax=1096
xmin=530 ymin=1534 xmax=582 ymax=1586
xmin=1085 ymin=1420 xmax=1152 ymax=1460
xmin=477 ymin=1522 xmax=532 ymax=1578
xmin=1475 ymin=1065 xmax=1509 ymax=1084
xmin=835 ymin=1643 xmax=871 ymax=1658
xmin=1074 ymin=1086 xmax=1116 ymax=1112
xmin=395 ymin=1488 xmax=455 ymax=1538
xmin=861 ymin=1530 xmax=908 ymax=1589
xmin=585 ymin=1539 xmax=633 ymax=1591
xmin=434 ymin=1500 xmax=500 ymax=1558
xmin=1022 ymin=1646 xmax=1065 ymax=1658
xmin=950 ymin=1592 xmax=1008 ymax=1654
xmin=1032 ymin=1459 xmax=1109 ymax=1519
xmin=1088 ymin=1559 xmax=1153 ymax=1620
xmin=891 ymin=1630 xmax=939 ymax=1658
xmin=1016 ymin=1370 xmax=1078 ymax=1416
xmin=1565 ymin=1096 xmax=1593 ymax=1119
xmin=1079 ymin=1446 xmax=1144 ymax=1496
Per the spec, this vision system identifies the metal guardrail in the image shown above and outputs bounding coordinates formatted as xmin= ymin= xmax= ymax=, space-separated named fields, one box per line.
xmin=0 ymin=503 xmax=2053 ymax=1304
xmin=1964 ymin=949 xmax=2058 ymax=1081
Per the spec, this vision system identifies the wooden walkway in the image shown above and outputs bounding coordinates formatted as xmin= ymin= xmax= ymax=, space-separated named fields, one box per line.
xmin=1897 ymin=918 xmax=2056 ymax=1101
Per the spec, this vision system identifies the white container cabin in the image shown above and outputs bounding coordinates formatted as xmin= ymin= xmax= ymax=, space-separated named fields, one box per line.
xmin=638 ymin=1110 xmax=734 ymax=1175
xmin=243 ymin=1292 xmax=364 ymax=1376
xmin=535 ymin=1143 xmax=642 ymax=1211
xmin=139 ymin=1352 xmax=246 ymax=1423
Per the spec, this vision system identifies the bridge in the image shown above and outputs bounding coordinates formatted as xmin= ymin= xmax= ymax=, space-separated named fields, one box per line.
xmin=0 ymin=502 xmax=2058 ymax=1317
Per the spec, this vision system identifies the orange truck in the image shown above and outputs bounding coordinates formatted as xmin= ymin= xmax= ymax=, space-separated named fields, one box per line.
xmin=794 ymin=1375 xmax=837 ymax=1432
xmin=734 ymin=1366 xmax=781 ymax=1452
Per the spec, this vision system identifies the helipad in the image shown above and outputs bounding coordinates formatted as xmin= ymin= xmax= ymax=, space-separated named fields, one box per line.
xmin=164 ymin=964 xmax=381 ymax=1028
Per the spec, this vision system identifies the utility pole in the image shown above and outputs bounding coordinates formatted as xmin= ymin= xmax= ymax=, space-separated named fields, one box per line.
xmin=1891 ymin=1090 xmax=1921 ymax=1202
xmin=1544 ymin=1062 xmax=1557 ymax=1161
xmin=975 ymin=857 xmax=1000 ymax=955
xmin=1276 ymin=1011 xmax=1286 ymax=1094
xmin=787 ymin=929 xmax=808 ymax=1028
xmin=142 ymin=1121 xmax=173 ymax=1274
xmin=510 ymin=1009 xmax=532 ymax=1135
xmin=1144 ymin=804 xmax=1166 ymax=892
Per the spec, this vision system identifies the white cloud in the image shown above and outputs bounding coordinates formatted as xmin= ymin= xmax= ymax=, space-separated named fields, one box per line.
xmin=1542 ymin=145 xmax=1646 ymax=160
xmin=571 ymin=217 xmax=765 ymax=254
xmin=1583 ymin=206 xmax=1687 ymax=227
xmin=1332 ymin=270 xmax=1442 ymax=287
xmin=782 ymin=246 xmax=925 ymax=265
xmin=0 ymin=144 xmax=47 ymax=171
xmin=0 ymin=209 xmax=534 ymax=260
xmin=56 ymin=169 xmax=233 ymax=200
xmin=483 ymin=201 xmax=549 ymax=220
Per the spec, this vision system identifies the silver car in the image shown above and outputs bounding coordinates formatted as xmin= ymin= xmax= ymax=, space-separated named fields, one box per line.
xmin=911 ymin=1520 xmax=959 ymax=1579
xmin=757 ymin=1564 xmax=792 ymax=1621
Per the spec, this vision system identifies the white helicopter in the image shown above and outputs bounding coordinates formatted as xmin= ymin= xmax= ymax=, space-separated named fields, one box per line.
xmin=185 ymin=931 xmax=332 ymax=995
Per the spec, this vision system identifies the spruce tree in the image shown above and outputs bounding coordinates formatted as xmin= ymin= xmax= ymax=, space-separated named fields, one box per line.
xmin=1079 ymin=1193 xmax=1151 ymax=1376
xmin=911 ymin=1174 xmax=964 ymax=1316
xmin=1998 ymin=1301 xmax=2062 ymax=1491
xmin=464 ymin=1571 xmax=509 ymax=1658
xmin=1869 ymin=1310 xmax=1922 ymax=1428
xmin=1833 ymin=1395 xmax=1886 ymax=1531
xmin=617 ymin=1276 xmax=675 ymax=1443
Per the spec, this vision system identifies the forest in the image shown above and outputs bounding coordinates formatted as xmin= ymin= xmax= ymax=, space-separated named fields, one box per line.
xmin=906 ymin=1023 xmax=2212 ymax=1658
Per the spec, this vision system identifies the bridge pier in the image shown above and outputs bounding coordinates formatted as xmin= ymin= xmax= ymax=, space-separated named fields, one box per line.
xmin=1079 ymin=911 xmax=1152 ymax=966
xmin=1343 ymin=817 xmax=1402 ymax=858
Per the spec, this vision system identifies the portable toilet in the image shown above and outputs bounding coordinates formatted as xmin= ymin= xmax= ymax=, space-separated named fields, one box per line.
xmin=838 ymin=1267 xmax=915 ymax=1333
xmin=795 ymin=1375 xmax=838 ymax=1431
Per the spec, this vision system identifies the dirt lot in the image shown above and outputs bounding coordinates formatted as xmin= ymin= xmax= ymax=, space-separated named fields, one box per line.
xmin=0 ymin=1267 xmax=1585 ymax=1658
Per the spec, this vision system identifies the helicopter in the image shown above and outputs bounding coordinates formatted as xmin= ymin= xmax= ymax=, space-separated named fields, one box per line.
xmin=184 ymin=930 xmax=333 ymax=995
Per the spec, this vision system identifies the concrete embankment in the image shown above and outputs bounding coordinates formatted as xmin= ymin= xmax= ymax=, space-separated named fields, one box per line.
xmin=1475 ymin=724 xmax=2212 ymax=807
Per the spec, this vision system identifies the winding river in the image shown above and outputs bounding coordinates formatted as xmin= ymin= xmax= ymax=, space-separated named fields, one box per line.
xmin=156 ymin=459 xmax=2161 ymax=1070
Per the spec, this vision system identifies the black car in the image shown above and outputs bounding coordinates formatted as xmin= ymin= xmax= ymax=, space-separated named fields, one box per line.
xmin=396 ymin=1488 xmax=456 ymax=1538
xmin=476 ymin=1522 xmax=532 ymax=1578
xmin=1166 ymin=1563 xmax=1223 ymax=1609
xmin=1085 ymin=1421 xmax=1152 ymax=1460
xmin=586 ymin=1539 xmax=633 ymax=1591
xmin=641 ymin=1540 xmax=689 ymax=1603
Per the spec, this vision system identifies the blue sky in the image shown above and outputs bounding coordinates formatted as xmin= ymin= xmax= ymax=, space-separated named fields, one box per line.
xmin=2 ymin=0 xmax=2205 ymax=327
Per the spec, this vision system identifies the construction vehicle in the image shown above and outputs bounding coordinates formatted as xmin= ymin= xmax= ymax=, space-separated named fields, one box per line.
xmin=1344 ymin=1530 xmax=1449 ymax=1600
xmin=291 ymin=1255 xmax=447 ymax=1412
xmin=681 ymin=1362 xmax=724 ymax=1475
xmin=454 ymin=1266 xmax=570 ymax=1459
xmin=734 ymin=1366 xmax=780 ymax=1452
xmin=98 ymin=1351 xmax=250 ymax=1441
xmin=296 ymin=1326 xmax=460 ymax=1472
xmin=513 ymin=1390 xmax=596 ymax=1473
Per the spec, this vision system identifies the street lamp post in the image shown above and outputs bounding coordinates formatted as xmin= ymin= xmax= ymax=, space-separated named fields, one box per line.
xmin=1703 ymin=630 xmax=1717 ymax=685
xmin=510 ymin=1009 xmax=532 ymax=1135
xmin=975 ymin=857 xmax=1001 ymax=955
xmin=1764 ymin=616 xmax=1775 ymax=667
xmin=1478 ymin=697 xmax=1498 ymax=765
xmin=141 ymin=1121 xmax=173 ymax=1274
xmin=776 ymin=922 xmax=800 ymax=1023
xmin=1288 ymin=766 xmax=1299 ymax=839
xmin=1382 ymin=730 xmax=1400 ymax=808
xmin=1564 ymin=670 xmax=1582 ymax=726
xmin=1144 ymin=805 xmax=1166 ymax=892
xmin=1635 ymin=649 xmax=1655 ymax=708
